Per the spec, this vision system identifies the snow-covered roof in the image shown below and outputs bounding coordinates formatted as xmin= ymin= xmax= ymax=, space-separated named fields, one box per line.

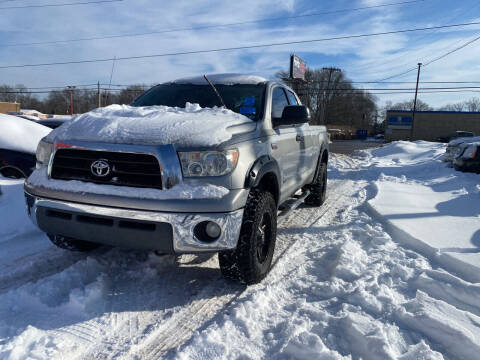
xmin=171 ymin=73 xmax=268 ymax=86
xmin=0 ymin=113 xmax=51 ymax=154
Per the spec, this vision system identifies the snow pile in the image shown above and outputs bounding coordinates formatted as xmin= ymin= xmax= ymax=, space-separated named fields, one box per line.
xmin=0 ymin=177 xmax=38 ymax=240
xmin=0 ymin=114 xmax=51 ymax=154
xmin=0 ymin=149 xmax=479 ymax=359
xmin=27 ymin=168 xmax=229 ymax=200
xmin=46 ymin=103 xmax=253 ymax=147
xmin=364 ymin=141 xmax=480 ymax=282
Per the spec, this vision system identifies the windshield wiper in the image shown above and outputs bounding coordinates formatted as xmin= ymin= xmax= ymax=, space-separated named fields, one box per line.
xmin=204 ymin=75 xmax=227 ymax=109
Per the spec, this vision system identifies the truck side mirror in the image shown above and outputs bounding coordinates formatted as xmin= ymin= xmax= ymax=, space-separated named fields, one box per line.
xmin=275 ymin=105 xmax=311 ymax=127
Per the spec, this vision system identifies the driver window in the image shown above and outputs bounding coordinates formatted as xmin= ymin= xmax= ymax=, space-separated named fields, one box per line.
xmin=271 ymin=87 xmax=289 ymax=120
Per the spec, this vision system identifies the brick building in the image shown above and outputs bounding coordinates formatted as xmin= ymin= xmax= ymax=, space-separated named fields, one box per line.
xmin=0 ymin=102 xmax=20 ymax=114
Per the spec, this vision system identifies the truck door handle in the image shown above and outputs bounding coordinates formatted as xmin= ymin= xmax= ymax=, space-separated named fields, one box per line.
xmin=296 ymin=135 xmax=304 ymax=142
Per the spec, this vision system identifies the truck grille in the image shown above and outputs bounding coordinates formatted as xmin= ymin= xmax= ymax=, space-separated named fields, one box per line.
xmin=51 ymin=149 xmax=162 ymax=189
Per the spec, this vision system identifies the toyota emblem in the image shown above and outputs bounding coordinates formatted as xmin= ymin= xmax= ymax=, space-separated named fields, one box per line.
xmin=90 ymin=159 xmax=111 ymax=177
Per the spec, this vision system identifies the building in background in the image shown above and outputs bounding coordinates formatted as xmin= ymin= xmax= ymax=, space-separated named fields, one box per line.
xmin=385 ymin=110 xmax=480 ymax=141
xmin=0 ymin=102 xmax=20 ymax=114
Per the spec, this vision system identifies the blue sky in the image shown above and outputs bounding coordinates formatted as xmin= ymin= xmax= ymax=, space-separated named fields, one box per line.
xmin=0 ymin=0 xmax=479 ymax=107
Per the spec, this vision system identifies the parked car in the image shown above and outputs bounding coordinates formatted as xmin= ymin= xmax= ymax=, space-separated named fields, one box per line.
xmin=437 ymin=131 xmax=475 ymax=143
xmin=24 ymin=74 xmax=329 ymax=284
xmin=37 ymin=117 xmax=72 ymax=129
xmin=9 ymin=113 xmax=72 ymax=129
xmin=0 ymin=114 xmax=51 ymax=178
xmin=443 ymin=136 xmax=480 ymax=162
xmin=454 ymin=142 xmax=480 ymax=173
xmin=327 ymin=129 xmax=346 ymax=140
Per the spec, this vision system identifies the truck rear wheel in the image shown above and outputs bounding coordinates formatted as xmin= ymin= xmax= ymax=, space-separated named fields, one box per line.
xmin=47 ymin=234 xmax=100 ymax=252
xmin=219 ymin=189 xmax=277 ymax=285
xmin=304 ymin=161 xmax=327 ymax=207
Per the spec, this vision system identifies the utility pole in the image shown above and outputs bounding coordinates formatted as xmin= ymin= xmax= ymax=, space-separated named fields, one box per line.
xmin=67 ymin=86 xmax=76 ymax=115
xmin=321 ymin=67 xmax=341 ymax=125
xmin=97 ymin=81 xmax=101 ymax=108
xmin=411 ymin=63 xmax=422 ymax=140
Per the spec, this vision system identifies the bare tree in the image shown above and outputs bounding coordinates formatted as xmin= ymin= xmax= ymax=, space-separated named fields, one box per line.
xmin=388 ymin=99 xmax=432 ymax=111
xmin=0 ymin=83 xmax=151 ymax=115
xmin=464 ymin=97 xmax=480 ymax=112
xmin=276 ymin=67 xmax=377 ymax=129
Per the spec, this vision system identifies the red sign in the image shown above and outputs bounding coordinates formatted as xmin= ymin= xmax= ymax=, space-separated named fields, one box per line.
xmin=290 ymin=54 xmax=306 ymax=80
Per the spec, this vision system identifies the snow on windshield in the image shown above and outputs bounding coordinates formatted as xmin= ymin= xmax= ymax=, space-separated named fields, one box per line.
xmin=46 ymin=103 xmax=253 ymax=147
xmin=172 ymin=73 xmax=267 ymax=85
xmin=0 ymin=114 xmax=51 ymax=154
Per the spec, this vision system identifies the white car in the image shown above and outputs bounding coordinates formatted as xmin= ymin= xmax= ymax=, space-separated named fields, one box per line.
xmin=0 ymin=114 xmax=51 ymax=178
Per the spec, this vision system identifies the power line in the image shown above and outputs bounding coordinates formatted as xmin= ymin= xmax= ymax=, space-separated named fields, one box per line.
xmin=423 ymin=34 xmax=480 ymax=66
xmin=0 ymin=0 xmax=426 ymax=47
xmin=0 ymin=0 xmax=123 ymax=10
xmin=348 ymin=0 xmax=480 ymax=73
xmin=2 ymin=20 xmax=480 ymax=70
xmin=6 ymin=80 xmax=480 ymax=91
xmin=3 ymin=86 xmax=480 ymax=95
xmin=377 ymin=33 xmax=480 ymax=81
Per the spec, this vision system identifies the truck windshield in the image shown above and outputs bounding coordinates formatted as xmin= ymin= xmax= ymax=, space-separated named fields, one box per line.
xmin=131 ymin=83 xmax=266 ymax=121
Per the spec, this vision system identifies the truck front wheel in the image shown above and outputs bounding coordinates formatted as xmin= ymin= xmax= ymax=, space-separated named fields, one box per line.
xmin=47 ymin=234 xmax=101 ymax=252
xmin=219 ymin=189 xmax=277 ymax=285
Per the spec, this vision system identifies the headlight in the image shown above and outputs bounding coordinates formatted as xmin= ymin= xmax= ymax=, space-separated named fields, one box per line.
xmin=36 ymin=139 xmax=53 ymax=166
xmin=178 ymin=150 xmax=239 ymax=177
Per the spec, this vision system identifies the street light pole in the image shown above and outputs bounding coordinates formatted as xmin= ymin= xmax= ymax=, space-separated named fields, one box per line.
xmin=97 ymin=81 xmax=101 ymax=108
xmin=67 ymin=86 xmax=76 ymax=115
xmin=411 ymin=63 xmax=422 ymax=140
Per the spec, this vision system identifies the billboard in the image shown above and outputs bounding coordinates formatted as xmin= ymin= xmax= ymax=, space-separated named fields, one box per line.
xmin=290 ymin=54 xmax=306 ymax=80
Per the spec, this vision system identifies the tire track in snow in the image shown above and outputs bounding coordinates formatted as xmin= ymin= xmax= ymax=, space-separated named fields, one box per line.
xmin=0 ymin=159 xmax=355 ymax=359
xmin=0 ymin=246 xmax=89 ymax=293
xmin=121 ymin=180 xmax=354 ymax=359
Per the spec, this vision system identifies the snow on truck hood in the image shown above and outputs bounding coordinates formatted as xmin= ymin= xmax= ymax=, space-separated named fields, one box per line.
xmin=46 ymin=103 xmax=254 ymax=147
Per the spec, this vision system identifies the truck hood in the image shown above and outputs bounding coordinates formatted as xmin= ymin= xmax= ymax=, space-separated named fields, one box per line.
xmin=45 ymin=103 xmax=255 ymax=148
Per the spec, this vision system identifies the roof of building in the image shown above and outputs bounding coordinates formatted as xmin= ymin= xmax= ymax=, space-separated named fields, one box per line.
xmin=387 ymin=110 xmax=480 ymax=115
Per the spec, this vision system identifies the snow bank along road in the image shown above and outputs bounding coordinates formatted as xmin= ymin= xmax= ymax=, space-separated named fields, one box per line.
xmin=0 ymin=141 xmax=479 ymax=359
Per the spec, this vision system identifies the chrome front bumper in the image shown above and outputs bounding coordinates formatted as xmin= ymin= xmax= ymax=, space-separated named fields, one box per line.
xmin=25 ymin=192 xmax=244 ymax=253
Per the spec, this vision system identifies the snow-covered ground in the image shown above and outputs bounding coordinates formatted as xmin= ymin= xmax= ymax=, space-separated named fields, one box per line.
xmin=0 ymin=141 xmax=479 ymax=359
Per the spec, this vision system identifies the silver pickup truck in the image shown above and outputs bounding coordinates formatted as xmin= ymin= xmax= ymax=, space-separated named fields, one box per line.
xmin=24 ymin=74 xmax=329 ymax=284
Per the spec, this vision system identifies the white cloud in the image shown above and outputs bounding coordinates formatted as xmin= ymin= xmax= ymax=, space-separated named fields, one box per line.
xmin=0 ymin=0 xmax=478 ymax=108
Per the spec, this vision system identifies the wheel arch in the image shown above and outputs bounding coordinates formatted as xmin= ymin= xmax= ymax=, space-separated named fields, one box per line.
xmin=245 ymin=155 xmax=280 ymax=205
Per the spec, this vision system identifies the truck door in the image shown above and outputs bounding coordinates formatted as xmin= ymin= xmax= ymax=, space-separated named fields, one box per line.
xmin=286 ymin=90 xmax=319 ymax=186
xmin=270 ymin=87 xmax=301 ymax=200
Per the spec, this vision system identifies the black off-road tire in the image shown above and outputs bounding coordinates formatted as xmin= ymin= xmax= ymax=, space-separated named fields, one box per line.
xmin=219 ymin=189 xmax=277 ymax=285
xmin=47 ymin=234 xmax=100 ymax=252
xmin=304 ymin=161 xmax=327 ymax=207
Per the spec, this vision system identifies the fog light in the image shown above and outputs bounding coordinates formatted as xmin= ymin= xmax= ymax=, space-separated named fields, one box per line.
xmin=193 ymin=221 xmax=222 ymax=243
xmin=205 ymin=221 xmax=221 ymax=239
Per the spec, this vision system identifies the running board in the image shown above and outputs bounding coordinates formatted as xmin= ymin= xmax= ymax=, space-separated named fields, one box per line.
xmin=278 ymin=189 xmax=310 ymax=219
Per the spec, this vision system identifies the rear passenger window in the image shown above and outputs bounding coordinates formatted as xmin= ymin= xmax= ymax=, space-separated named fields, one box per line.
xmin=287 ymin=91 xmax=298 ymax=105
xmin=271 ymin=88 xmax=289 ymax=119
